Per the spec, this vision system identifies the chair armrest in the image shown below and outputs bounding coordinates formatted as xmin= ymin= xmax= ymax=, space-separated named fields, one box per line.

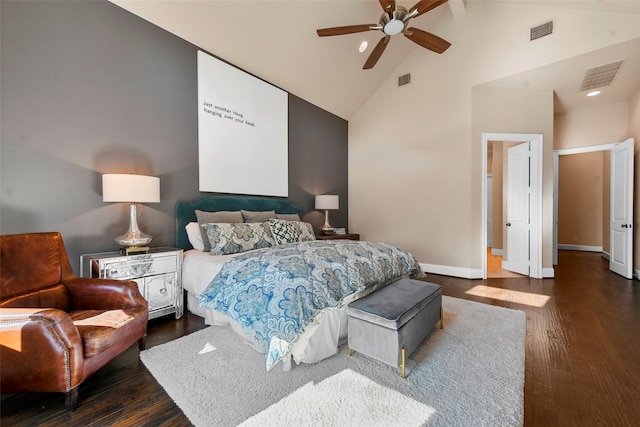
xmin=63 ymin=278 xmax=148 ymax=311
xmin=0 ymin=307 xmax=82 ymax=347
xmin=0 ymin=308 xmax=84 ymax=392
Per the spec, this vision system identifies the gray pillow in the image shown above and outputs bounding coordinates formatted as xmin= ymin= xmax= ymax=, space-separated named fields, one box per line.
xmin=241 ymin=210 xmax=276 ymax=223
xmin=276 ymin=213 xmax=301 ymax=221
xmin=195 ymin=210 xmax=244 ymax=252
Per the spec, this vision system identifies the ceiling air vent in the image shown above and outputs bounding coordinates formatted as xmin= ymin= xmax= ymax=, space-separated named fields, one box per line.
xmin=580 ymin=60 xmax=624 ymax=91
xmin=530 ymin=20 xmax=554 ymax=41
xmin=398 ymin=73 xmax=411 ymax=87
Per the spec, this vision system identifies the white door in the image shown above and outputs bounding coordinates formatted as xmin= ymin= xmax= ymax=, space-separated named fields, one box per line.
xmin=504 ymin=143 xmax=530 ymax=276
xmin=610 ymin=138 xmax=634 ymax=279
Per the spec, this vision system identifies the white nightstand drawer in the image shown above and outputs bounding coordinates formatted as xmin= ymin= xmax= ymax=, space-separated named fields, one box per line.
xmin=103 ymin=254 xmax=177 ymax=280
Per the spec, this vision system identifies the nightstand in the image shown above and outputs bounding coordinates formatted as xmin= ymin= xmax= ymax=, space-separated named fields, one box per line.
xmin=315 ymin=233 xmax=360 ymax=241
xmin=80 ymin=247 xmax=183 ymax=320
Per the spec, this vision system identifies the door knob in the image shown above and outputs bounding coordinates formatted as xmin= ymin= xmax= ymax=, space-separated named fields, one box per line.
xmin=622 ymin=224 xmax=628 ymax=228
xmin=506 ymin=223 xmax=511 ymax=227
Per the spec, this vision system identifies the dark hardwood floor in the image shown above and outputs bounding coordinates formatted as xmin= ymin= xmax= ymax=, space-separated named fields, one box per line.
xmin=2 ymin=250 xmax=639 ymax=426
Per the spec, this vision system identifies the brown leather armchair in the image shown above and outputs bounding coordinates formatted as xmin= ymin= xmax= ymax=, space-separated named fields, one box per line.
xmin=0 ymin=232 xmax=148 ymax=411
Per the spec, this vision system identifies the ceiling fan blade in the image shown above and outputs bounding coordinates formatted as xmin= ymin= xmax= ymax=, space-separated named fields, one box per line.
xmin=363 ymin=36 xmax=390 ymax=69
xmin=404 ymin=27 xmax=451 ymax=53
xmin=317 ymin=25 xmax=376 ymax=37
xmin=408 ymin=0 xmax=449 ymax=18
xmin=379 ymin=0 xmax=396 ymax=15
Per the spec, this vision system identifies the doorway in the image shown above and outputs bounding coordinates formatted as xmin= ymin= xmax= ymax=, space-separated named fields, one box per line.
xmin=482 ymin=133 xmax=544 ymax=279
xmin=553 ymin=139 xmax=635 ymax=279
xmin=486 ymin=169 xmax=523 ymax=278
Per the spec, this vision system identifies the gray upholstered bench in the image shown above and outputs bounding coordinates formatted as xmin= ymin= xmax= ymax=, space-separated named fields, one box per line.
xmin=347 ymin=278 xmax=443 ymax=378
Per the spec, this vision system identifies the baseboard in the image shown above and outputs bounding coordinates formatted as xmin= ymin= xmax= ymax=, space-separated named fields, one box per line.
xmin=490 ymin=248 xmax=503 ymax=256
xmin=420 ymin=263 xmax=554 ymax=279
xmin=420 ymin=263 xmax=483 ymax=279
xmin=558 ymin=244 xmax=603 ymax=252
xmin=601 ymin=251 xmax=610 ymax=260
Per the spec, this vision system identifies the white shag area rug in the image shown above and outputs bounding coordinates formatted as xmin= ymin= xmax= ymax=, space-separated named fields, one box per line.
xmin=239 ymin=369 xmax=435 ymax=427
xmin=140 ymin=296 xmax=525 ymax=427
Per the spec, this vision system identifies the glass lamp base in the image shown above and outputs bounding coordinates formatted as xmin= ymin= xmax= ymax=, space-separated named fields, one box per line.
xmin=115 ymin=203 xmax=153 ymax=247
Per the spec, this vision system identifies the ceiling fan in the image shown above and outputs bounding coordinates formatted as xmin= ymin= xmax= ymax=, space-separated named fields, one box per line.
xmin=317 ymin=0 xmax=451 ymax=69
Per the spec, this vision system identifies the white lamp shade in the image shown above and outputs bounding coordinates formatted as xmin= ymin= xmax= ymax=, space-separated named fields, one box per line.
xmin=102 ymin=174 xmax=160 ymax=203
xmin=315 ymin=195 xmax=339 ymax=210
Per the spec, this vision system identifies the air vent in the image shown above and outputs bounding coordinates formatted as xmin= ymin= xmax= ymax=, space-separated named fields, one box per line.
xmin=398 ymin=73 xmax=411 ymax=87
xmin=530 ymin=20 xmax=554 ymax=41
xmin=580 ymin=60 xmax=624 ymax=91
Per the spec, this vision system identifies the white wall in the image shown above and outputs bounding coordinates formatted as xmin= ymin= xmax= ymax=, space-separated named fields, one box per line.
xmin=349 ymin=1 xmax=640 ymax=277
xmin=473 ymin=88 xmax=554 ymax=270
xmin=555 ymin=102 xmax=630 ymax=150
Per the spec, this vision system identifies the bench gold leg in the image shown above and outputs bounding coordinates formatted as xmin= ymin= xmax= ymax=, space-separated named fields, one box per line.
xmin=401 ymin=347 xmax=406 ymax=378
xmin=440 ymin=306 xmax=444 ymax=329
xmin=348 ymin=348 xmax=353 ymax=356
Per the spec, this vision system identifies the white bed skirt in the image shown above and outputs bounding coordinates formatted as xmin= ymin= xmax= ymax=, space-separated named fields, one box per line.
xmin=186 ymin=292 xmax=352 ymax=371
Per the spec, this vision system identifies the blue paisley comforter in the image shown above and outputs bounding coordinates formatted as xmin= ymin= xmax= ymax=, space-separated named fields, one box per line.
xmin=199 ymin=240 xmax=424 ymax=370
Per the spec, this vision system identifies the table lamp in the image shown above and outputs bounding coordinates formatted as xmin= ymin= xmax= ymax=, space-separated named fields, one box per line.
xmin=102 ymin=174 xmax=160 ymax=253
xmin=315 ymin=194 xmax=339 ymax=234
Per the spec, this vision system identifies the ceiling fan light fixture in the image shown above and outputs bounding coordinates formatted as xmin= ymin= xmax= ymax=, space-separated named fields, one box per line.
xmin=359 ymin=41 xmax=368 ymax=53
xmin=384 ymin=19 xmax=405 ymax=35
xmin=381 ymin=5 xmax=408 ymax=36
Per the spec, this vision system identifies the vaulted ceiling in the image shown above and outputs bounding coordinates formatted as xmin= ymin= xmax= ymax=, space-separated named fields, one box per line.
xmin=111 ymin=0 xmax=640 ymax=119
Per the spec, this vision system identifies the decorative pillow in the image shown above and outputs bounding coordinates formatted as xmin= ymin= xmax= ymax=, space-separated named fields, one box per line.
xmin=266 ymin=219 xmax=316 ymax=245
xmin=195 ymin=210 xmax=244 ymax=252
xmin=276 ymin=213 xmax=301 ymax=221
xmin=203 ymin=222 xmax=276 ymax=255
xmin=185 ymin=222 xmax=205 ymax=251
xmin=241 ymin=210 xmax=276 ymax=223
xmin=299 ymin=222 xmax=316 ymax=241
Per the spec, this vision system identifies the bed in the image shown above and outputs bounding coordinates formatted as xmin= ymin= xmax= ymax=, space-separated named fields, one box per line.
xmin=176 ymin=195 xmax=424 ymax=371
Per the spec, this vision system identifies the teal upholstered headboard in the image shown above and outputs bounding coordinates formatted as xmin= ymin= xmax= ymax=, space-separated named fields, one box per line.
xmin=176 ymin=195 xmax=303 ymax=250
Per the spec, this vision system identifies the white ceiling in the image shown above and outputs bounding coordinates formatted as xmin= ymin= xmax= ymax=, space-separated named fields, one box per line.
xmin=480 ymin=36 xmax=640 ymax=114
xmin=111 ymin=0 xmax=640 ymax=119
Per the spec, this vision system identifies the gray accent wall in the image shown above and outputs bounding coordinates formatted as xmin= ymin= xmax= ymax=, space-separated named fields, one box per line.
xmin=0 ymin=0 xmax=348 ymax=272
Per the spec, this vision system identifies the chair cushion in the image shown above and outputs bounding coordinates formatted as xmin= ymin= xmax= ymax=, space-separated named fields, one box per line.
xmin=70 ymin=308 xmax=147 ymax=358
xmin=348 ymin=278 xmax=442 ymax=330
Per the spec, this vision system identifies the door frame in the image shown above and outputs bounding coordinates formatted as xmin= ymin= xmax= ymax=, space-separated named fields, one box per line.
xmin=486 ymin=173 xmax=493 ymax=248
xmin=552 ymin=142 xmax=618 ymax=265
xmin=482 ymin=133 xmax=543 ymax=279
